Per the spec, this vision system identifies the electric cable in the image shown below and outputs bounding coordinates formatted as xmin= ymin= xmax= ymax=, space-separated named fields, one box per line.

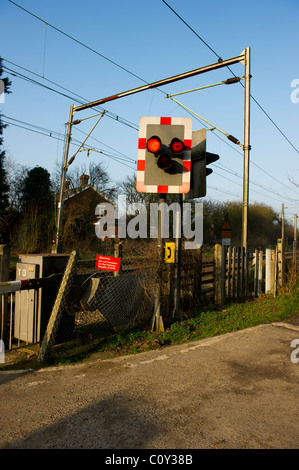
xmin=2 ymin=62 xmax=139 ymax=131
xmin=8 ymin=0 xmax=150 ymax=86
xmin=5 ymin=3 xmax=298 ymax=200
xmin=2 ymin=116 xmax=136 ymax=170
xmin=161 ymin=0 xmax=299 ymax=155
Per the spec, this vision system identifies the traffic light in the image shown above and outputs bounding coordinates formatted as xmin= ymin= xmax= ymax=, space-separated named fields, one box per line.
xmin=186 ymin=128 xmax=219 ymax=199
xmin=136 ymin=116 xmax=192 ymax=194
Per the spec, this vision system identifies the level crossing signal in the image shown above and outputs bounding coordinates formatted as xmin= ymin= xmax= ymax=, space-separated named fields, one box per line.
xmin=136 ymin=116 xmax=192 ymax=194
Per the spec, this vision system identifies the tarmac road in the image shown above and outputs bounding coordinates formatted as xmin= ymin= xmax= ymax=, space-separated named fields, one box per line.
xmin=0 ymin=317 xmax=299 ymax=450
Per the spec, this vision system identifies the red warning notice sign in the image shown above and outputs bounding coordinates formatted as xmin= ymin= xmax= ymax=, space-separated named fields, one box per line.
xmin=95 ymin=255 xmax=121 ymax=272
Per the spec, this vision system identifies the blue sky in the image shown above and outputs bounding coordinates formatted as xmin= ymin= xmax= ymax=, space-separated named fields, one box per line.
xmin=1 ymin=0 xmax=298 ymax=224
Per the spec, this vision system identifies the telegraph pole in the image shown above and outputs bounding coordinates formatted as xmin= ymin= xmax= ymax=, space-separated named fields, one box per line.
xmin=52 ymin=104 xmax=75 ymax=253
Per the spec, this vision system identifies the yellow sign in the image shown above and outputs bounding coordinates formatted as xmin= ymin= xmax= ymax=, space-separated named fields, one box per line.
xmin=221 ymin=215 xmax=232 ymax=239
xmin=165 ymin=242 xmax=175 ymax=263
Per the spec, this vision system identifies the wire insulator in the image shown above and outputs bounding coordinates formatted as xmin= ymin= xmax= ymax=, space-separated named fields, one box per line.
xmin=227 ymin=135 xmax=240 ymax=145
xmin=224 ymin=77 xmax=241 ymax=85
xmin=67 ymin=155 xmax=75 ymax=166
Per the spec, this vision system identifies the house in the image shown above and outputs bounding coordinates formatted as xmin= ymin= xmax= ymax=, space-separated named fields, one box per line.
xmin=61 ymin=174 xmax=118 ymax=245
xmin=63 ymin=173 xmax=115 ymax=210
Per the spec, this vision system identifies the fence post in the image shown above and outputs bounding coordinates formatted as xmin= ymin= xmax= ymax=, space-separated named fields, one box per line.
xmin=244 ymin=247 xmax=249 ymax=297
xmin=221 ymin=245 xmax=227 ymax=307
xmin=232 ymin=247 xmax=236 ymax=299
xmin=236 ymin=246 xmax=242 ymax=299
xmin=277 ymin=238 xmax=285 ymax=289
xmin=241 ymin=246 xmax=245 ymax=296
xmin=254 ymin=249 xmax=258 ymax=297
xmin=258 ymin=250 xmax=263 ymax=296
xmin=39 ymin=251 xmax=76 ymax=362
xmin=265 ymin=248 xmax=275 ymax=294
xmin=193 ymin=246 xmax=202 ymax=302
xmin=113 ymin=237 xmax=121 ymax=277
xmin=227 ymin=246 xmax=232 ymax=300
xmin=0 ymin=244 xmax=10 ymax=341
xmin=214 ymin=244 xmax=222 ymax=307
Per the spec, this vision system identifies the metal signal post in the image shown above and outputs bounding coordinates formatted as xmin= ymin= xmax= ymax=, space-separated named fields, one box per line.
xmin=54 ymin=49 xmax=251 ymax=255
xmin=242 ymin=47 xmax=251 ymax=252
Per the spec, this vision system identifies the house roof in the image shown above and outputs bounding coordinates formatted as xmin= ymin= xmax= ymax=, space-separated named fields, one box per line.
xmin=63 ymin=184 xmax=116 ymax=207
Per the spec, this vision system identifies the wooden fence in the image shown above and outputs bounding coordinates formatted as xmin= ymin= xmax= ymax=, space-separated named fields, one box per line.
xmin=213 ymin=238 xmax=297 ymax=307
xmin=0 ymin=240 xmax=297 ymax=354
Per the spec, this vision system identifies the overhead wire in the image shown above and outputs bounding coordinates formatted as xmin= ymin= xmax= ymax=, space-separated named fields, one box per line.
xmin=2 ymin=64 xmax=139 ymax=169
xmin=161 ymin=0 xmax=299 ymax=155
xmin=72 ymin=126 xmax=136 ymax=164
xmin=212 ymin=170 xmax=286 ymax=204
xmin=214 ymin=162 xmax=296 ymax=202
xmin=175 ymin=90 xmax=298 ymax=195
xmin=6 ymin=1 xmax=298 ymax=202
xmin=177 ymin=103 xmax=298 ymax=200
xmin=6 ymin=62 xmax=296 ymax=201
xmin=8 ymin=0 xmax=151 ymax=86
xmin=7 ymin=0 xmax=299 ymax=157
xmin=2 ymin=116 xmax=136 ymax=171
xmin=208 ymin=185 xmax=242 ymax=200
xmin=2 ymin=61 xmax=139 ymax=131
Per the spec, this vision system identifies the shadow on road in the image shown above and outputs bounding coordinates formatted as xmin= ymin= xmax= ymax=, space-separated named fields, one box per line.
xmin=2 ymin=391 xmax=162 ymax=449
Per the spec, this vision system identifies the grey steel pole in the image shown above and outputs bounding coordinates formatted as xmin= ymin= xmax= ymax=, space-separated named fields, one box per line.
xmin=52 ymin=104 xmax=75 ymax=253
xmin=242 ymin=47 xmax=251 ymax=252
xmin=152 ymin=194 xmax=166 ymax=332
xmin=173 ymin=194 xmax=183 ymax=322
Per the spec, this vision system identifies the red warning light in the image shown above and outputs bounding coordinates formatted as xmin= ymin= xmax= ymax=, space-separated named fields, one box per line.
xmin=157 ymin=153 xmax=172 ymax=170
xmin=170 ymin=138 xmax=185 ymax=155
xmin=147 ymin=136 xmax=161 ymax=153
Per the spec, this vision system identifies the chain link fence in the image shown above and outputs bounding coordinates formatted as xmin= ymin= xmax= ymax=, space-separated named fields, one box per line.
xmin=37 ymin=240 xmax=204 ymax=362
xmin=3 ymin=240 xmax=296 ymax=363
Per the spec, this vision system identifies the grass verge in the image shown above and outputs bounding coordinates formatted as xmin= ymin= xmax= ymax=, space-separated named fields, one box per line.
xmin=1 ymin=286 xmax=298 ymax=369
xmin=94 ymin=286 xmax=299 ymax=357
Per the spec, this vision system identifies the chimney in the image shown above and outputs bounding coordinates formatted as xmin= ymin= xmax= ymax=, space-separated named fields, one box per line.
xmin=64 ymin=180 xmax=70 ymax=190
xmin=80 ymin=174 xmax=89 ymax=187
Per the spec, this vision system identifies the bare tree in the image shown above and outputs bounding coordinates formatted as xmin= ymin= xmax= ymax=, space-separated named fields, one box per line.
xmin=4 ymin=156 xmax=28 ymax=211
xmin=54 ymin=161 xmax=117 ymax=200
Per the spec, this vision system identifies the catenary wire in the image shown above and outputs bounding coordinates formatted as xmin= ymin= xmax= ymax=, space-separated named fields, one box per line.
xmin=4 ymin=63 xmax=297 ymax=201
xmin=161 ymin=0 xmax=299 ymax=155
xmin=4 ymin=14 xmax=297 ymax=194
xmin=4 ymin=4 xmax=298 ymax=199
xmin=7 ymin=0 xmax=299 ymax=158
xmin=2 ymin=117 xmax=136 ymax=170
xmin=8 ymin=0 xmax=151 ymax=86
xmin=2 ymin=62 xmax=139 ymax=131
